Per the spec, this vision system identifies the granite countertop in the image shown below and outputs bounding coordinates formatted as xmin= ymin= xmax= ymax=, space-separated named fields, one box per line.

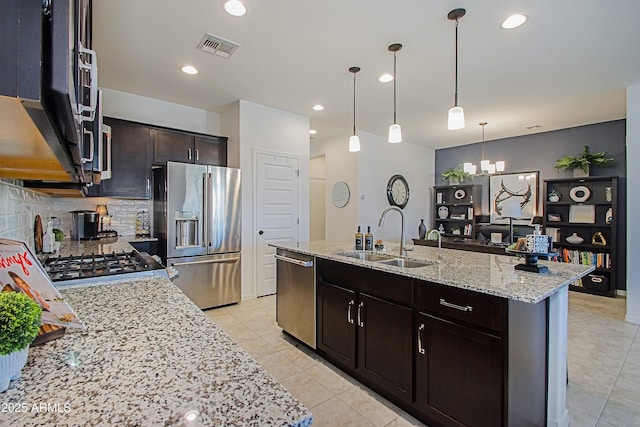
xmin=272 ymin=240 xmax=594 ymax=304
xmin=49 ymin=235 xmax=157 ymax=258
xmin=0 ymin=277 xmax=312 ymax=426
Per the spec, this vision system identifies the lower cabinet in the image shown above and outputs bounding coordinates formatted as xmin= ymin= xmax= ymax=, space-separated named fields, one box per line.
xmin=415 ymin=312 xmax=502 ymax=427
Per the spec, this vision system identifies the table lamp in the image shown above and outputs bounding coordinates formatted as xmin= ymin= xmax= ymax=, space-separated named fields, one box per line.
xmin=96 ymin=204 xmax=108 ymax=232
xmin=500 ymin=199 xmax=522 ymax=244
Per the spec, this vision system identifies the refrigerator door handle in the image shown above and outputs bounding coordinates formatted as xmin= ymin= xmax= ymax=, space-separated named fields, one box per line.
xmin=202 ymin=173 xmax=209 ymax=248
xmin=172 ymin=257 xmax=240 ymax=267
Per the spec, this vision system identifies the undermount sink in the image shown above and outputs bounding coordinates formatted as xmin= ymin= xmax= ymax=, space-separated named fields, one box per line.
xmin=376 ymin=258 xmax=434 ymax=268
xmin=336 ymin=251 xmax=395 ymax=262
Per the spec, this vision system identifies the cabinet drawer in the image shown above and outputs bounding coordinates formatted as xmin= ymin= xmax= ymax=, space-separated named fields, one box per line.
xmin=415 ymin=281 xmax=505 ymax=332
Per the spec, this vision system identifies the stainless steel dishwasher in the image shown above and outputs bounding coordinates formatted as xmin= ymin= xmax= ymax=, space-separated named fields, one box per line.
xmin=275 ymin=248 xmax=316 ymax=348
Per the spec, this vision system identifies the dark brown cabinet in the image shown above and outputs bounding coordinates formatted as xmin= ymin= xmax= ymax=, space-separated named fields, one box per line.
xmin=316 ymin=259 xmax=413 ymax=404
xmin=153 ymin=130 xmax=227 ymax=166
xmin=100 ymin=118 xmax=152 ymax=199
xmin=415 ymin=312 xmax=502 ymax=427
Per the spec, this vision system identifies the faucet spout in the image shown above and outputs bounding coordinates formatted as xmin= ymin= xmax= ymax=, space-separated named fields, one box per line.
xmin=429 ymin=229 xmax=445 ymax=262
xmin=378 ymin=206 xmax=405 ymax=257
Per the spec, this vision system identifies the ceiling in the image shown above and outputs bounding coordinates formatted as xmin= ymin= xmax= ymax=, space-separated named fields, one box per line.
xmin=93 ymin=0 xmax=640 ymax=149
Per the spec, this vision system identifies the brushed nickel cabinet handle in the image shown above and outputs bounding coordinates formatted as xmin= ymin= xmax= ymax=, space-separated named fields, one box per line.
xmin=347 ymin=300 xmax=355 ymax=324
xmin=439 ymin=298 xmax=473 ymax=312
xmin=188 ymin=148 xmax=192 ymax=160
xmin=196 ymin=149 xmax=199 ymax=161
xmin=418 ymin=323 xmax=426 ymax=355
xmin=357 ymin=301 xmax=364 ymax=327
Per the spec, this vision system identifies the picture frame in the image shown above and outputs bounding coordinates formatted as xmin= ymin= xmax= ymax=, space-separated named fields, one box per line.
xmin=569 ymin=204 xmax=596 ymax=223
xmin=490 ymin=171 xmax=538 ymax=225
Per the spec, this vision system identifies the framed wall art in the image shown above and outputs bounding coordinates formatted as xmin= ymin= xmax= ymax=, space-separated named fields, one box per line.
xmin=490 ymin=171 xmax=538 ymax=225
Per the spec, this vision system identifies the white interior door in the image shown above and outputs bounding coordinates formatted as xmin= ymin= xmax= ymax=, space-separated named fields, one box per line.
xmin=255 ymin=152 xmax=299 ymax=297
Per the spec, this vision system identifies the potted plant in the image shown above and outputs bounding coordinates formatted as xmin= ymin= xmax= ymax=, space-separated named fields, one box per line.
xmin=0 ymin=292 xmax=42 ymax=392
xmin=53 ymin=228 xmax=65 ymax=252
xmin=441 ymin=166 xmax=469 ymax=185
xmin=554 ymin=145 xmax=616 ymax=177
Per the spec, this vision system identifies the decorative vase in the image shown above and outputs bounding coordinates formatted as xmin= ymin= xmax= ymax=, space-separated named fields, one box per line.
xmin=418 ymin=219 xmax=426 ymax=240
xmin=606 ymin=207 xmax=613 ymax=224
xmin=548 ymin=194 xmax=560 ymax=203
xmin=0 ymin=347 xmax=29 ymax=392
xmin=572 ymin=166 xmax=589 ymax=178
xmin=566 ymin=232 xmax=584 ymax=244
xmin=438 ymin=206 xmax=449 ymax=220
xmin=448 ymin=177 xmax=461 ymax=185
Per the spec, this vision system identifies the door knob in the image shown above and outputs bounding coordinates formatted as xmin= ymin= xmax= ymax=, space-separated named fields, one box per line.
xmin=258 ymin=230 xmax=264 ymax=235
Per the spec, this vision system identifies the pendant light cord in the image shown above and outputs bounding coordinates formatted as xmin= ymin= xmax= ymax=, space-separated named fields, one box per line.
xmin=454 ymin=18 xmax=459 ymax=106
xmin=393 ymin=51 xmax=397 ymax=124
xmin=353 ymin=72 xmax=357 ymax=135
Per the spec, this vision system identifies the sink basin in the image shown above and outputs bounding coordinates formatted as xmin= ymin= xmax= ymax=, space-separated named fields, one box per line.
xmin=376 ymin=258 xmax=434 ymax=268
xmin=336 ymin=251 xmax=395 ymax=262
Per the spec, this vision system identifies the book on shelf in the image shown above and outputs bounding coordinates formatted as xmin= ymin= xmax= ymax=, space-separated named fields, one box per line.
xmin=550 ymin=248 xmax=610 ymax=268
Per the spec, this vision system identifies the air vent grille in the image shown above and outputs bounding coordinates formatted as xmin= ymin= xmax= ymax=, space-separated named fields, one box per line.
xmin=197 ymin=33 xmax=239 ymax=58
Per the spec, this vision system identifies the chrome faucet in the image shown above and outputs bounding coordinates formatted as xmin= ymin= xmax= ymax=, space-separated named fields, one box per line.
xmin=430 ymin=229 xmax=445 ymax=262
xmin=378 ymin=206 xmax=405 ymax=257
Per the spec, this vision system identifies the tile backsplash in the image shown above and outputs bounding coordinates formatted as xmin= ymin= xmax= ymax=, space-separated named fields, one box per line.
xmin=0 ymin=180 xmax=152 ymax=250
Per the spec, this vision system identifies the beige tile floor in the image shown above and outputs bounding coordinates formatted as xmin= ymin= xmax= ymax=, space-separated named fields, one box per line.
xmin=205 ymin=292 xmax=639 ymax=427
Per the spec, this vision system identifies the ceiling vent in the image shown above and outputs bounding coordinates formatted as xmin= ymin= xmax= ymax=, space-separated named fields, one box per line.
xmin=197 ymin=33 xmax=239 ymax=58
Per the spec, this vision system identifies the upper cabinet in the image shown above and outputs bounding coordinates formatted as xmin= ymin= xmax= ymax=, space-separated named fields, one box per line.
xmin=153 ymin=130 xmax=227 ymax=166
xmin=100 ymin=118 xmax=152 ymax=199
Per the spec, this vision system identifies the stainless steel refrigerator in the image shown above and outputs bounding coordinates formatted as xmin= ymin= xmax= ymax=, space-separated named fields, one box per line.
xmin=154 ymin=161 xmax=241 ymax=309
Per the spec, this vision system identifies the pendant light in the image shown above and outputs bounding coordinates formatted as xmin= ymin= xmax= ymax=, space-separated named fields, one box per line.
xmin=388 ymin=43 xmax=402 ymax=143
xmin=348 ymin=66 xmax=361 ymax=152
xmin=463 ymin=122 xmax=505 ymax=175
xmin=447 ymin=8 xmax=466 ymax=130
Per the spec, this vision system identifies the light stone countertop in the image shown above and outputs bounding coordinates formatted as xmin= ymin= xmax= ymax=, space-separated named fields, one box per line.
xmin=0 ymin=277 xmax=312 ymax=426
xmin=52 ymin=235 xmax=157 ymax=258
xmin=272 ymin=240 xmax=594 ymax=304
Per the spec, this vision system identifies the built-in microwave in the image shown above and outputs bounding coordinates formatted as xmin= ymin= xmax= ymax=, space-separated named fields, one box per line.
xmin=0 ymin=0 xmax=106 ymax=188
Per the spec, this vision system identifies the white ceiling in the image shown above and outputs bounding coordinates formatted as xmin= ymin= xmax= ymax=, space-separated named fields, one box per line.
xmin=93 ymin=0 xmax=640 ymax=149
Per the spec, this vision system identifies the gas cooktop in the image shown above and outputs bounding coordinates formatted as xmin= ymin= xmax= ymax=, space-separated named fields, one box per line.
xmin=42 ymin=251 xmax=166 ymax=284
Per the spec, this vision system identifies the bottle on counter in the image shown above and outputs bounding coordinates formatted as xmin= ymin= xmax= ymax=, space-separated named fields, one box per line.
xmin=355 ymin=226 xmax=364 ymax=250
xmin=418 ymin=219 xmax=426 ymax=240
xmin=364 ymin=226 xmax=374 ymax=251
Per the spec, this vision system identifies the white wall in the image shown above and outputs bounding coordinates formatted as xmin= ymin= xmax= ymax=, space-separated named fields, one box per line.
xmin=223 ymin=100 xmax=310 ymax=300
xmin=626 ymin=85 xmax=640 ymax=324
xmin=101 ymin=88 xmax=221 ymax=134
xmin=310 ymin=135 xmax=358 ymax=241
xmin=311 ymin=131 xmax=435 ymax=248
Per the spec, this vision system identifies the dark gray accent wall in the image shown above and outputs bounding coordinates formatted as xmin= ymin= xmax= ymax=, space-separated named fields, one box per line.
xmin=435 ymin=119 xmax=627 ymax=290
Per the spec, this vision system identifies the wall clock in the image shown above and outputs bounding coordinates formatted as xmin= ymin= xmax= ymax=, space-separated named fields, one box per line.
xmin=331 ymin=181 xmax=350 ymax=208
xmin=386 ymin=174 xmax=410 ymax=208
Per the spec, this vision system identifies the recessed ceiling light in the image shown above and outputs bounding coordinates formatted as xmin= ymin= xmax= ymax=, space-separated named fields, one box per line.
xmin=312 ymin=105 xmax=324 ymax=111
xmin=502 ymin=14 xmax=528 ymax=29
xmin=181 ymin=65 xmax=198 ymax=75
xmin=309 ymin=129 xmax=317 ymax=135
xmin=224 ymin=0 xmax=246 ymax=17
xmin=379 ymin=74 xmax=393 ymax=83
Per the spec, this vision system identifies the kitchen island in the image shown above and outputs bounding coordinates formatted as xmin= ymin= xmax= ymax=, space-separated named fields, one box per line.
xmin=1 ymin=263 xmax=311 ymax=425
xmin=272 ymin=240 xmax=594 ymax=427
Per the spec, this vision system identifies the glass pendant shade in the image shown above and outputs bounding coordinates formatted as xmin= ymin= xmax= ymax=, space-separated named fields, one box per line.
xmin=448 ymin=106 xmax=465 ymax=130
xmin=495 ymin=161 xmax=505 ymax=172
xmin=463 ymin=162 xmax=473 ymax=173
xmin=349 ymin=135 xmax=361 ymax=152
xmin=487 ymin=163 xmax=496 ymax=174
xmin=388 ymin=124 xmax=402 ymax=143
xmin=481 ymin=159 xmax=490 ymax=171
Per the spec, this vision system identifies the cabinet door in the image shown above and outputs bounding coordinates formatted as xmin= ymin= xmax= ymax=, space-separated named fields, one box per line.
xmin=153 ymin=129 xmax=194 ymax=164
xmin=194 ymin=136 xmax=227 ymax=166
xmin=357 ymin=293 xmax=413 ymax=404
xmin=317 ymin=280 xmax=356 ymax=370
xmin=415 ymin=312 xmax=503 ymax=427
xmin=100 ymin=119 xmax=151 ymax=199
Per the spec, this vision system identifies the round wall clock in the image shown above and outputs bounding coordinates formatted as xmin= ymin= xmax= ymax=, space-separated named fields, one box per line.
xmin=386 ymin=174 xmax=410 ymax=208
xmin=331 ymin=181 xmax=350 ymax=208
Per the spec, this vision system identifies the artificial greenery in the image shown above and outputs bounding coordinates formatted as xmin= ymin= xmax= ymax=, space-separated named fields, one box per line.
xmin=554 ymin=145 xmax=617 ymax=173
xmin=441 ymin=166 xmax=469 ymax=183
xmin=0 ymin=292 xmax=42 ymax=355
xmin=52 ymin=228 xmax=65 ymax=242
